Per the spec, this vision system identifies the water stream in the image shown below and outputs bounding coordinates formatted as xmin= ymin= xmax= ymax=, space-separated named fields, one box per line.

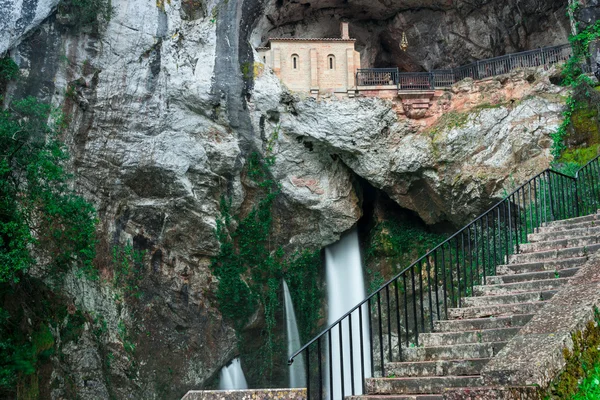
xmin=218 ymin=358 xmax=248 ymax=390
xmin=283 ymin=279 xmax=307 ymax=388
xmin=325 ymin=228 xmax=372 ymax=399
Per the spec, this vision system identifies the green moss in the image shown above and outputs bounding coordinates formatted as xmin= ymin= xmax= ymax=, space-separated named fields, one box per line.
xmin=571 ymin=107 xmax=600 ymax=144
xmin=545 ymin=309 xmax=600 ymax=399
xmin=560 ymin=145 xmax=599 ymax=167
xmin=428 ymin=111 xmax=471 ymax=138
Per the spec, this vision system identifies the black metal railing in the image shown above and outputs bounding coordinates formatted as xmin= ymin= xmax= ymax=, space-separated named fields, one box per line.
xmin=289 ymin=155 xmax=600 ymax=399
xmin=357 ymin=44 xmax=573 ymax=91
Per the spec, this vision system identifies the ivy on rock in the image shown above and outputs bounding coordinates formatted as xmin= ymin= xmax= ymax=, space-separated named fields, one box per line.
xmin=551 ymin=17 xmax=600 ymax=170
xmin=211 ymin=142 xmax=322 ymax=381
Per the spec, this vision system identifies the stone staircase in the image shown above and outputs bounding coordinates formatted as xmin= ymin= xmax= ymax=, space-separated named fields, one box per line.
xmin=349 ymin=212 xmax=600 ymax=400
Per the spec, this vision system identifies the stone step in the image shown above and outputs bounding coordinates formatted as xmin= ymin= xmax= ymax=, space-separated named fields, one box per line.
xmin=442 ymin=386 xmax=541 ymax=399
xmin=536 ymin=219 xmax=599 ymax=234
xmin=400 ymin=342 xmax=507 ymax=362
xmin=421 ymin=327 xmax=520 ymax=346
xmin=462 ymin=290 xmax=556 ymax=307
xmin=486 ymin=267 xmax=580 ymax=285
xmin=508 ymin=243 xmax=600 ymax=264
xmin=519 ymin=234 xmax=600 ymax=253
xmin=385 ymin=358 xmax=489 ymax=377
xmin=495 ymin=257 xmax=587 ymax=275
xmin=473 ymin=278 xmax=569 ymax=296
xmin=366 ymin=376 xmax=484 ymax=395
xmin=545 ymin=213 xmax=600 ymax=228
xmin=448 ymin=301 xmax=548 ymax=319
xmin=529 ymin=225 xmax=600 ymax=242
xmin=433 ymin=314 xmax=533 ymax=333
xmin=347 ymin=395 xmax=443 ymax=400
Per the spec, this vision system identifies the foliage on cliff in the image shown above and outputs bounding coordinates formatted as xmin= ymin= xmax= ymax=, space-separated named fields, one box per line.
xmin=551 ymin=17 xmax=600 ymax=167
xmin=211 ymin=144 xmax=322 ymax=383
xmin=365 ymin=216 xmax=446 ymax=293
xmin=0 ymin=95 xmax=97 ymax=392
xmin=57 ymin=0 xmax=113 ymax=30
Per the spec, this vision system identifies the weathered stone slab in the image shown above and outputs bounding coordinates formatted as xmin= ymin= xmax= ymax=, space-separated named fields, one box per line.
xmin=443 ymin=386 xmax=542 ymax=400
xmin=181 ymin=389 xmax=307 ymax=400
xmin=482 ymin=253 xmax=600 ymax=388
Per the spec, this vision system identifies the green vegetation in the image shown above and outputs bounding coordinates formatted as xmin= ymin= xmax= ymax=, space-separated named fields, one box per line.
xmin=112 ymin=243 xmax=145 ymax=299
xmin=57 ymin=0 xmax=113 ymax=30
xmin=0 ymin=63 xmax=97 ymax=393
xmin=0 ymin=57 xmax=18 ymax=94
xmin=427 ymin=111 xmax=471 ymax=138
xmin=545 ymin=309 xmax=600 ymax=399
xmin=365 ymin=217 xmax=446 ymax=293
xmin=551 ymin=18 xmax=600 ymax=164
xmin=211 ymin=127 xmax=322 ymax=381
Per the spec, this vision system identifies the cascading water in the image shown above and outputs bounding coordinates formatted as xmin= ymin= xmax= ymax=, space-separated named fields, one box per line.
xmin=325 ymin=228 xmax=372 ymax=399
xmin=283 ymin=280 xmax=307 ymax=388
xmin=218 ymin=358 xmax=248 ymax=390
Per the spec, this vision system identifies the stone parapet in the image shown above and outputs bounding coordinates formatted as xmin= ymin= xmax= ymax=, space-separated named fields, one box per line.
xmin=181 ymin=389 xmax=307 ymax=400
xmin=482 ymin=253 xmax=600 ymax=388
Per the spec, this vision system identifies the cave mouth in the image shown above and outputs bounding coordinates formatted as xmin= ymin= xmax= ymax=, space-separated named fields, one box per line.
xmin=354 ymin=175 xmax=451 ymax=252
xmin=251 ymin=0 xmax=570 ymax=72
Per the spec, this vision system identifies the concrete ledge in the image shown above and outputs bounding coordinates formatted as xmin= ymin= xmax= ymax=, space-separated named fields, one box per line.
xmin=181 ymin=389 xmax=307 ymax=400
xmin=482 ymin=253 xmax=600 ymax=388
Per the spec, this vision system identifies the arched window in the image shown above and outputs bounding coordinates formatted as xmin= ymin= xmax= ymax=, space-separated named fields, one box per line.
xmin=291 ymin=54 xmax=299 ymax=70
xmin=327 ymin=54 xmax=335 ymax=70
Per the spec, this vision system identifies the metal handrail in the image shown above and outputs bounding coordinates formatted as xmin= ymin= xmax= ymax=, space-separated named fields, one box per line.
xmin=357 ymin=43 xmax=574 ymax=90
xmin=289 ymin=155 xmax=600 ymax=399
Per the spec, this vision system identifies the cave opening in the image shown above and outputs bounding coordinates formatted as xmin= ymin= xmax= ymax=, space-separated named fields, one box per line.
xmin=251 ymin=0 xmax=571 ymax=73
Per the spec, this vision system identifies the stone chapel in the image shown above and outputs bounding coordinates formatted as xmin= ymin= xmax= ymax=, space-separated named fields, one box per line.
xmin=257 ymin=22 xmax=361 ymax=96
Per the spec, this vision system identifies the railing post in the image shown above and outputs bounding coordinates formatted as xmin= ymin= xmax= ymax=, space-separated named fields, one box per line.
xmin=475 ymin=61 xmax=481 ymax=79
xmin=396 ymin=67 xmax=400 ymax=92
xmin=541 ymin=48 xmax=546 ymax=67
xmin=575 ymin=174 xmax=581 ymax=217
xmin=429 ymin=72 xmax=434 ymax=90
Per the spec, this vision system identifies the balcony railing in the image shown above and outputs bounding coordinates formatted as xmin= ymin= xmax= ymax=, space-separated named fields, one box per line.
xmin=357 ymin=44 xmax=575 ymax=91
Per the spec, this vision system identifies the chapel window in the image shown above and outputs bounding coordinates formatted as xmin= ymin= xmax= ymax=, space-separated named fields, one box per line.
xmin=328 ymin=55 xmax=335 ymax=70
xmin=292 ymin=54 xmax=299 ymax=69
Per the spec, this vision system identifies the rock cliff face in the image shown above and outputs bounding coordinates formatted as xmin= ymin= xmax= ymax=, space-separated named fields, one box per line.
xmin=0 ymin=0 xmax=593 ymax=398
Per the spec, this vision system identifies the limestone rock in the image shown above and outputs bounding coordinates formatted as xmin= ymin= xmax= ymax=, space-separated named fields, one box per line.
xmin=0 ymin=0 xmax=60 ymax=54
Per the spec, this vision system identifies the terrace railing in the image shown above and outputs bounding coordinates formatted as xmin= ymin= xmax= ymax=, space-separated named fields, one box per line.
xmin=357 ymin=44 xmax=573 ymax=91
xmin=289 ymin=155 xmax=600 ymax=399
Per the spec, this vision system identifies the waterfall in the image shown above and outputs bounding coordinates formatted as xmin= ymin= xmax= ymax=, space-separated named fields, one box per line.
xmin=283 ymin=280 xmax=307 ymax=388
xmin=218 ymin=358 xmax=248 ymax=390
xmin=325 ymin=228 xmax=372 ymax=399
